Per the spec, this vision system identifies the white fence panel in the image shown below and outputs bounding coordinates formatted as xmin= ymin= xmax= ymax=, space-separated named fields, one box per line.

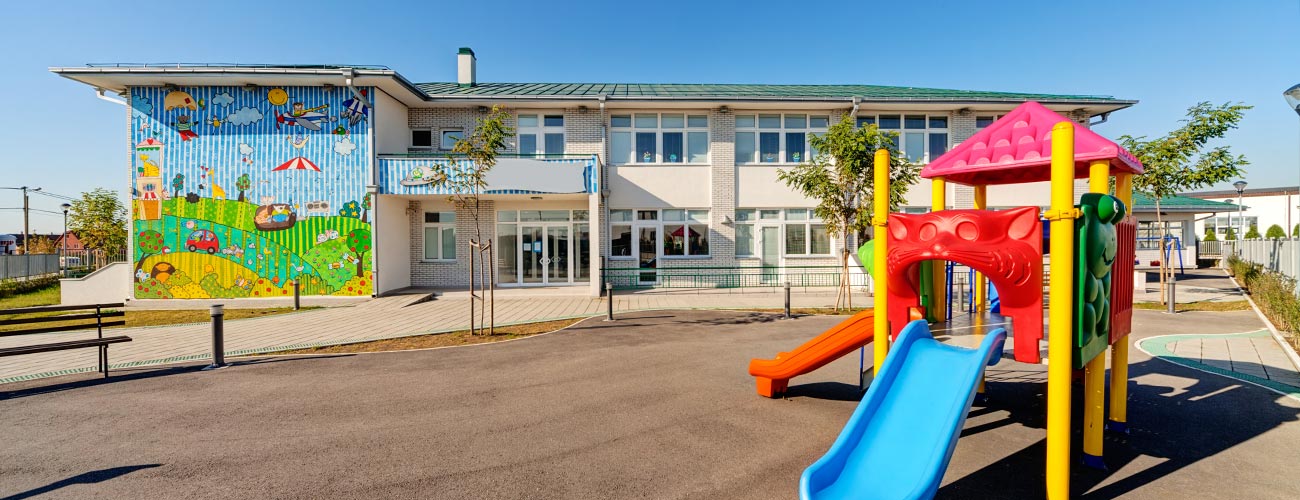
xmin=1225 ymin=240 xmax=1299 ymax=280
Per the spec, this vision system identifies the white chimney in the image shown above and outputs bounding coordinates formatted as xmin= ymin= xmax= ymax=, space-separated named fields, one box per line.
xmin=457 ymin=47 xmax=476 ymax=87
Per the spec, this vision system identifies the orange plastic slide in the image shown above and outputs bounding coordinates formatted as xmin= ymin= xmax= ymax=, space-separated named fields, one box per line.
xmin=748 ymin=310 xmax=876 ymax=398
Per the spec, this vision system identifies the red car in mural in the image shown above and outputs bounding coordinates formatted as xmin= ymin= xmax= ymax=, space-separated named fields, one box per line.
xmin=186 ymin=230 xmax=220 ymax=254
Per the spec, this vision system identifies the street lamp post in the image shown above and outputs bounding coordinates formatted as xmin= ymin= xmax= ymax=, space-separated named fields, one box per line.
xmin=1234 ymin=180 xmax=1248 ymax=247
xmin=1283 ymin=84 xmax=1300 ymax=286
xmin=60 ymin=203 xmax=71 ymax=277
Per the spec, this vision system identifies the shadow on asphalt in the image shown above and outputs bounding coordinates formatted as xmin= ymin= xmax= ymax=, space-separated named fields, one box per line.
xmin=0 ymin=464 xmax=161 ymax=500
xmin=938 ymin=358 xmax=1300 ymax=499
xmin=784 ymin=381 xmax=863 ymax=402
xmin=0 ymin=355 xmax=354 ymax=401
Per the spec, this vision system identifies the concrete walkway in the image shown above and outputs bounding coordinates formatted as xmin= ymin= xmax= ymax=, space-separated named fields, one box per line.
xmin=1138 ymin=329 xmax=1300 ymax=398
xmin=1 ymin=288 xmax=850 ymax=383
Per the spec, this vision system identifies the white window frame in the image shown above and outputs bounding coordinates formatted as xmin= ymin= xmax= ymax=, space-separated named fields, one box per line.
xmin=516 ymin=112 xmax=565 ymax=156
xmin=735 ymin=113 xmax=829 ymax=165
xmin=856 ymin=114 xmax=950 ymax=163
xmin=422 ymin=211 xmax=457 ymax=262
xmin=439 ymin=129 xmax=463 ymax=151
xmin=736 ymin=208 xmax=832 ymax=257
xmin=411 ymin=128 xmax=433 ymax=149
xmin=608 ymin=208 xmax=711 ymax=259
xmin=610 ymin=112 xmax=710 ymax=165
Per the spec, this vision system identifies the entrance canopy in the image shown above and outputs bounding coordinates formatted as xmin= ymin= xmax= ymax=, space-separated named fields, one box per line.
xmin=921 ymin=101 xmax=1143 ymax=185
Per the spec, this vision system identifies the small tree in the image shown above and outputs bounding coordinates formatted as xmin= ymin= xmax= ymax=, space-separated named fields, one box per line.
xmin=27 ymin=236 xmax=56 ymax=254
xmin=346 ymin=228 xmax=371 ymax=278
xmin=235 ymin=174 xmax=251 ymax=202
xmin=135 ymin=229 xmax=165 ymax=272
xmin=1245 ymin=223 xmax=1261 ymax=239
xmin=1225 ymin=227 xmax=1238 ymax=240
xmin=1292 ymin=224 xmax=1298 ymax=238
xmin=68 ymin=188 xmax=128 ymax=254
xmin=431 ymin=105 xmax=513 ymax=335
xmin=1266 ymin=224 xmax=1286 ymax=240
xmin=1203 ymin=226 xmax=1217 ymax=242
xmin=778 ymin=115 xmax=920 ymax=310
xmin=360 ymin=193 xmax=371 ymax=223
xmin=171 ymin=174 xmax=185 ymax=198
xmin=1121 ymin=101 xmax=1250 ymax=303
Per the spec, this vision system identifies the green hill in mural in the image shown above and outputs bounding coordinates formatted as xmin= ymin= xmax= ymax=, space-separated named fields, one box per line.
xmin=161 ymin=198 xmax=368 ymax=255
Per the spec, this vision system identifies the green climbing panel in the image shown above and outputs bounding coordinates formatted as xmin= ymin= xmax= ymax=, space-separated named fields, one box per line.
xmin=1073 ymin=193 xmax=1127 ymax=369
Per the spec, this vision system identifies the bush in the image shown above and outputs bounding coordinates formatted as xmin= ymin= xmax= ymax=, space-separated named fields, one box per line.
xmin=1203 ymin=226 xmax=1217 ymax=242
xmin=0 ymin=275 xmax=61 ymax=299
xmin=1225 ymin=227 xmax=1238 ymax=240
xmin=1228 ymin=256 xmax=1300 ymax=348
xmin=1245 ymin=223 xmax=1261 ymax=239
xmin=1266 ymin=224 xmax=1286 ymax=240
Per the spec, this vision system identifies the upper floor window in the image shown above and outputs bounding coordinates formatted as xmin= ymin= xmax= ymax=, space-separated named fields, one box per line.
xmin=857 ymin=114 xmax=948 ymax=163
xmin=975 ymin=115 xmax=1003 ymax=130
xmin=411 ymin=129 xmax=433 ymax=149
xmin=610 ymin=113 xmax=709 ymax=165
xmin=517 ymin=113 xmax=564 ymax=155
xmin=440 ymin=129 xmax=462 ymax=150
xmin=735 ymin=114 xmax=829 ymax=164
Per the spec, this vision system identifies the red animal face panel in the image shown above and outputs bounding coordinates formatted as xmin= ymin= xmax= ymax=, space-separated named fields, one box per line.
xmin=886 ymin=207 xmax=1045 ymax=363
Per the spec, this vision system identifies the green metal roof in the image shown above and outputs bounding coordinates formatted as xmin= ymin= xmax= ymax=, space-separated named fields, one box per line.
xmin=413 ymin=82 xmax=1129 ymax=102
xmin=1131 ymin=192 xmax=1243 ymax=213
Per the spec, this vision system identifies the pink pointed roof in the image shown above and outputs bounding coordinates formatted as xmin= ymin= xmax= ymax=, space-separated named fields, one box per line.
xmin=920 ymin=101 xmax=1142 ymax=185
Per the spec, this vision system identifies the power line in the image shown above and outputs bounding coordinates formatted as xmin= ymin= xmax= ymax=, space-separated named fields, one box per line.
xmin=0 ymin=207 xmax=63 ymax=216
xmin=31 ymin=190 xmax=78 ymax=202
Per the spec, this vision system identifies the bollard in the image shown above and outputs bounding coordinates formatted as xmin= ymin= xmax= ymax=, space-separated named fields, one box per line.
xmin=605 ymin=282 xmax=614 ymax=321
xmin=206 ymin=304 xmax=226 ymax=369
xmin=784 ymin=281 xmax=792 ymax=319
xmin=292 ymin=279 xmax=300 ymax=310
xmin=1166 ymin=270 xmax=1177 ymax=314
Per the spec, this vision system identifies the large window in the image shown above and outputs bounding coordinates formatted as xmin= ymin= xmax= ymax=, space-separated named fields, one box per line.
xmin=423 ymin=211 xmax=456 ymax=260
xmin=1137 ymin=220 xmax=1185 ymax=250
xmin=611 ymin=113 xmax=709 ymax=164
xmin=734 ymin=208 xmax=831 ymax=256
xmin=856 ymin=114 xmax=949 ymax=163
xmin=517 ymin=113 xmax=564 ymax=155
xmin=609 ymin=208 xmax=710 ymax=258
xmin=1205 ymin=215 xmax=1256 ymax=237
xmin=736 ymin=114 xmax=829 ymax=164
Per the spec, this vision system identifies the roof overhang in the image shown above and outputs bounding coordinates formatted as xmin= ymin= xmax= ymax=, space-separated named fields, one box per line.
xmin=413 ymin=94 xmax=1134 ymax=115
xmin=49 ymin=65 xmax=431 ymax=107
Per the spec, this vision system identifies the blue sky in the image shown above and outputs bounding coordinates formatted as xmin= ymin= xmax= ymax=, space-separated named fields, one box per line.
xmin=2 ymin=0 xmax=1297 ymax=233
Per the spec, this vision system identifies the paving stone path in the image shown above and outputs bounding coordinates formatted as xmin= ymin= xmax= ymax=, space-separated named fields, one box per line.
xmin=1138 ymin=330 xmax=1300 ymax=399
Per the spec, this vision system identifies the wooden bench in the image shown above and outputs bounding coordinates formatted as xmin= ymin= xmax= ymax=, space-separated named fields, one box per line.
xmin=0 ymin=303 xmax=131 ymax=378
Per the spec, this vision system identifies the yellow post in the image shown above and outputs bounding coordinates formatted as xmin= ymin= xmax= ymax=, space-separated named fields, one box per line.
xmin=1046 ymin=122 xmax=1076 ymax=499
xmin=972 ymin=184 xmax=988 ymax=398
xmin=972 ymin=185 xmax=987 ymax=312
xmin=1109 ymin=172 xmax=1134 ymax=433
xmin=872 ymin=149 xmax=891 ymax=374
xmin=1082 ymin=159 xmax=1109 ymax=469
xmin=929 ymin=177 xmax=947 ymax=320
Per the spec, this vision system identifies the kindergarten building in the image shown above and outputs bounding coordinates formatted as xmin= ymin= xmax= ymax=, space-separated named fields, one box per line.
xmin=53 ymin=49 xmax=1136 ymax=299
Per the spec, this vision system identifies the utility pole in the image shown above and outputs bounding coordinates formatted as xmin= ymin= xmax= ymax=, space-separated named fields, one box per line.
xmin=2 ymin=186 xmax=41 ymax=253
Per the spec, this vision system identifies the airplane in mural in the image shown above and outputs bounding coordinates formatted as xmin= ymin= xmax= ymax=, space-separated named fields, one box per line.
xmin=275 ymin=103 xmax=336 ymax=131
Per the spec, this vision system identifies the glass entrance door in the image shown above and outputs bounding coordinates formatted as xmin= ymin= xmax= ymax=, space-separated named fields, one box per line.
xmin=546 ymin=226 xmax=569 ymax=282
xmin=637 ymin=226 xmax=658 ymax=285
xmin=760 ymin=226 xmax=780 ymax=283
xmin=521 ymin=225 xmax=545 ymax=284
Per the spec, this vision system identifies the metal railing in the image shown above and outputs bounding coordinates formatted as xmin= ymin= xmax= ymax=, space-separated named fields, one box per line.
xmin=601 ymin=265 xmax=869 ymax=290
xmin=1197 ymin=239 xmax=1227 ymax=257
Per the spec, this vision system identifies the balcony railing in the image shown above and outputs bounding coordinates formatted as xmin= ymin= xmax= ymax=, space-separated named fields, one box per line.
xmin=377 ymin=154 xmax=599 ymax=196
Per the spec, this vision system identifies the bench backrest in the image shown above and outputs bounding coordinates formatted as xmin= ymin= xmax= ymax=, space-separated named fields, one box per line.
xmin=0 ymin=303 xmax=126 ymax=337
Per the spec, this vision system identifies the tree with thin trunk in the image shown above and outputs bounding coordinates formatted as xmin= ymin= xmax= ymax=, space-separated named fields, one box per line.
xmin=430 ymin=105 xmax=514 ymax=334
xmin=68 ymin=188 xmax=128 ymax=254
xmin=778 ymin=115 xmax=919 ymax=311
xmin=1120 ymin=101 xmax=1250 ymax=303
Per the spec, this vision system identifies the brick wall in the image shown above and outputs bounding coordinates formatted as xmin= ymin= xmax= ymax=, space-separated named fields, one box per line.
xmin=409 ymin=198 xmax=497 ymax=288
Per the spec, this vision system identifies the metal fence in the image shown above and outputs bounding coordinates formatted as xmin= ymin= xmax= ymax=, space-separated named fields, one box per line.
xmin=1223 ymin=240 xmax=1299 ymax=281
xmin=601 ymin=265 xmax=870 ymax=290
xmin=1197 ymin=240 xmax=1227 ymax=257
xmin=1 ymin=254 xmax=59 ymax=280
xmin=0 ymin=249 xmax=129 ymax=280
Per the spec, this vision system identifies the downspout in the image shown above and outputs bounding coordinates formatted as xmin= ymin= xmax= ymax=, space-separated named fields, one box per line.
xmin=95 ymin=88 xmax=127 ymax=106
xmin=849 ymin=95 xmax=861 ymax=119
xmin=599 ymin=94 xmax=609 ymax=295
xmin=1089 ymin=112 xmax=1111 ymax=127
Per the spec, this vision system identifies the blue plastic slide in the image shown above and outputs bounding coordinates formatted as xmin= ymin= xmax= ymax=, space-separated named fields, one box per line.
xmin=800 ymin=320 xmax=1007 ymax=500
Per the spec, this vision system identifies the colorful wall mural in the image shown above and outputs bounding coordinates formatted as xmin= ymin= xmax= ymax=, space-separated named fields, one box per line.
xmin=129 ymin=85 xmax=374 ymax=299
